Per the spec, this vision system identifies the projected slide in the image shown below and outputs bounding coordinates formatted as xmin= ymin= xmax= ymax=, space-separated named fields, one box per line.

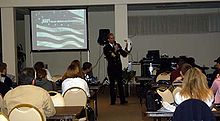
xmin=31 ymin=9 xmax=87 ymax=51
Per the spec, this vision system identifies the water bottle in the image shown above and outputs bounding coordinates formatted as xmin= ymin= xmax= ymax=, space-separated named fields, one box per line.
xmin=128 ymin=62 xmax=132 ymax=72
xmin=149 ymin=63 xmax=153 ymax=75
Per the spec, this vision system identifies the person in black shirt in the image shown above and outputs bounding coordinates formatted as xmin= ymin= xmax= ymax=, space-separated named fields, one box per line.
xmin=0 ymin=81 xmax=11 ymax=97
xmin=0 ymin=62 xmax=12 ymax=96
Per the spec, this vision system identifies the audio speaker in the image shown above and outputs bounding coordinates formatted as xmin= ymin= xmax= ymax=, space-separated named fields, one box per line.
xmin=97 ymin=29 xmax=110 ymax=46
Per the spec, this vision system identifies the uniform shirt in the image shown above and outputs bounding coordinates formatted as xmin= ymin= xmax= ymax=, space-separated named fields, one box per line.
xmin=62 ymin=77 xmax=90 ymax=97
xmin=174 ymin=92 xmax=214 ymax=107
xmin=3 ymin=85 xmax=56 ymax=120
xmin=211 ymin=76 xmax=220 ymax=103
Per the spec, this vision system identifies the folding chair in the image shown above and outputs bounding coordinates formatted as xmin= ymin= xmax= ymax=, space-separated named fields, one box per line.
xmin=0 ymin=112 xmax=9 ymax=121
xmin=157 ymin=89 xmax=174 ymax=104
xmin=48 ymin=91 xmax=65 ymax=107
xmin=63 ymin=87 xmax=88 ymax=121
xmin=9 ymin=104 xmax=45 ymax=121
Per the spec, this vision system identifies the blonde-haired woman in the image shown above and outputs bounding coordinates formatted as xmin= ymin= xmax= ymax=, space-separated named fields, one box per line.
xmin=174 ymin=67 xmax=214 ymax=107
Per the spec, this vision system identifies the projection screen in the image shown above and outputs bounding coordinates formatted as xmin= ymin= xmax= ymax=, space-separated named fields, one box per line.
xmin=31 ymin=8 xmax=88 ymax=51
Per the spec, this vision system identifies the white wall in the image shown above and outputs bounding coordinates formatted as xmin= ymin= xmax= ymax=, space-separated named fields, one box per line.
xmin=32 ymin=51 xmax=88 ymax=75
xmin=129 ymin=33 xmax=220 ymax=67
xmin=127 ymin=8 xmax=220 ymax=73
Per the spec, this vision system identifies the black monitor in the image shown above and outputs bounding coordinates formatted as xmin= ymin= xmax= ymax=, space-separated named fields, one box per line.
xmin=146 ymin=50 xmax=160 ymax=61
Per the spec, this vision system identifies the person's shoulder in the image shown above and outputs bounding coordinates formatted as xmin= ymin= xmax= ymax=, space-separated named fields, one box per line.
xmin=5 ymin=76 xmax=12 ymax=81
xmin=174 ymin=92 xmax=185 ymax=104
xmin=213 ymin=77 xmax=220 ymax=84
xmin=62 ymin=78 xmax=72 ymax=83
xmin=103 ymin=44 xmax=111 ymax=48
xmin=16 ymin=85 xmax=47 ymax=92
xmin=74 ymin=77 xmax=87 ymax=82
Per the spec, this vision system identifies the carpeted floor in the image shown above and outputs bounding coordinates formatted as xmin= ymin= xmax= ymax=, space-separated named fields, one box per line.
xmin=96 ymin=86 xmax=144 ymax=121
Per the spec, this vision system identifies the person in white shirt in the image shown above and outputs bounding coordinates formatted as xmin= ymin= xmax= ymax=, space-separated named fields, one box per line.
xmin=174 ymin=67 xmax=214 ymax=107
xmin=62 ymin=77 xmax=90 ymax=97
xmin=61 ymin=63 xmax=90 ymax=97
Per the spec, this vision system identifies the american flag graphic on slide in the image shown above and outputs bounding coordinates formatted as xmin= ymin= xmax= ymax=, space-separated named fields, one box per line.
xmin=31 ymin=9 xmax=87 ymax=50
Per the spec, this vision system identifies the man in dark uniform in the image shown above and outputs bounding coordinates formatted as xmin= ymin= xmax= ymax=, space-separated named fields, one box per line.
xmin=103 ymin=33 xmax=128 ymax=105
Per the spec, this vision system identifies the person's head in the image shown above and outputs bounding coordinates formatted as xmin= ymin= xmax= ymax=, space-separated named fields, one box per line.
xmin=180 ymin=67 xmax=212 ymax=100
xmin=18 ymin=67 xmax=35 ymax=85
xmin=36 ymin=68 xmax=47 ymax=80
xmin=107 ymin=33 xmax=115 ymax=44
xmin=180 ymin=63 xmax=192 ymax=76
xmin=177 ymin=56 xmax=187 ymax=68
xmin=65 ymin=64 xmax=83 ymax=79
xmin=187 ymin=57 xmax=196 ymax=67
xmin=34 ymin=61 xmax=45 ymax=71
xmin=70 ymin=60 xmax=81 ymax=67
xmin=214 ymin=57 xmax=220 ymax=70
xmin=82 ymin=62 xmax=92 ymax=74
xmin=0 ymin=62 xmax=7 ymax=75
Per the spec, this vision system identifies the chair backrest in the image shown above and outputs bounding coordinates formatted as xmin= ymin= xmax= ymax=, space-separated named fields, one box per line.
xmin=0 ymin=112 xmax=9 ymax=121
xmin=173 ymin=99 xmax=216 ymax=121
xmin=157 ymin=89 xmax=174 ymax=104
xmin=172 ymin=86 xmax=182 ymax=97
xmin=9 ymin=104 xmax=45 ymax=121
xmin=63 ymin=87 xmax=87 ymax=107
xmin=48 ymin=91 xmax=65 ymax=107
xmin=156 ymin=72 xmax=171 ymax=82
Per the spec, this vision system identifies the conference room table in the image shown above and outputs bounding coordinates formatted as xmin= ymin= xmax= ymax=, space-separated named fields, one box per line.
xmin=47 ymin=106 xmax=83 ymax=121
xmin=135 ymin=76 xmax=155 ymax=104
xmin=89 ymin=84 xmax=103 ymax=117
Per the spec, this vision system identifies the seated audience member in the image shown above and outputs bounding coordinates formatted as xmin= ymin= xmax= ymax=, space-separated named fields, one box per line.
xmin=187 ymin=57 xmax=206 ymax=74
xmin=156 ymin=57 xmax=173 ymax=76
xmin=173 ymin=63 xmax=192 ymax=84
xmin=211 ymin=71 xmax=220 ymax=104
xmin=210 ymin=57 xmax=220 ymax=85
xmin=62 ymin=64 xmax=90 ymax=97
xmin=174 ymin=67 xmax=214 ymax=107
xmin=61 ymin=60 xmax=82 ymax=81
xmin=82 ymin=62 xmax=93 ymax=77
xmin=0 ymin=63 xmax=12 ymax=96
xmin=0 ymin=62 xmax=13 ymax=88
xmin=170 ymin=56 xmax=187 ymax=82
xmin=82 ymin=62 xmax=98 ymax=84
xmin=2 ymin=67 xmax=55 ymax=120
xmin=0 ymin=81 xmax=11 ymax=97
xmin=34 ymin=68 xmax=56 ymax=91
xmin=34 ymin=61 xmax=53 ymax=81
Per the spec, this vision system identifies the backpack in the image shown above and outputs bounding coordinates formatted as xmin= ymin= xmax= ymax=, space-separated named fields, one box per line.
xmin=145 ymin=90 xmax=162 ymax=111
xmin=76 ymin=105 xmax=96 ymax=121
xmin=87 ymin=105 xmax=96 ymax=121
